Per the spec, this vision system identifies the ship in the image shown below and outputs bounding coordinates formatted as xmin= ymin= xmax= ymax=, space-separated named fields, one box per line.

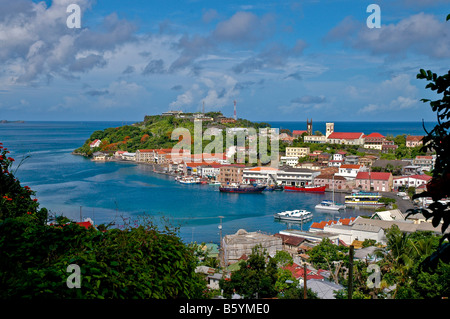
xmin=284 ymin=185 xmax=326 ymax=193
xmin=219 ymin=183 xmax=266 ymax=193
xmin=274 ymin=209 xmax=313 ymax=222
xmin=345 ymin=190 xmax=384 ymax=206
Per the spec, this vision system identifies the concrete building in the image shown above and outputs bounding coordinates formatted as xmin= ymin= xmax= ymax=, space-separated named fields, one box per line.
xmin=276 ymin=167 xmax=321 ymax=187
xmin=242 ymin=166 xmax=279 ymax=185
xmin=363 ymin=132 xmax=385 ymax=150
xmin=222 ymin=229 xmax=282 ymax=265
xmin=355 ymin=171 xmax=393 ymax=192
xmin=217 ymin=164 xmax=245 ymax=185
xmin=406 ymin=135 xmax=424 ymax=148
xmin=285 ymin=147 xmax=310 ymax=158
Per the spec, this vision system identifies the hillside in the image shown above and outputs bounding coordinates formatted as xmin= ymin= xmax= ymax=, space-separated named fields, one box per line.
xmin=74 ymin=112 xmax=271 ymax=156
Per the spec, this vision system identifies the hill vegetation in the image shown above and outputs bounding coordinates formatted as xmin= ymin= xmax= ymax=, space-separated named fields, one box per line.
xmin=74 ymin=112 xmax=271 ymax=157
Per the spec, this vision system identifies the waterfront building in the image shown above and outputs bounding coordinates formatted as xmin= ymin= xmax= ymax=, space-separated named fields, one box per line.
xmin=121 ymin=152 xmax=136 ymax=161
xmin=93 ymin=151 xmax=106 ymax=161
xmin=406 ymin=135 xmax=424 ymax=148
xmin=222 ymin=229 xmax=282 ymax=265
xmin=217 ymin=164 xmax=245 ymax=184
xmin=355 ymin=171 xmax=393 ymax=192
xmin=285 ymin=147 xmax=310 ymax=158
xmin=363 ymin=132 xmax=385 ymax=150
xmin=314 ymin=173 xmax=351 ymax=190
xmin=335 ymin=164 xmax=364 ymax=180
xmin=276 ymin=167 xmax=320 ymax=187
xmin=242 ymin=166 xmax=279 ymax=184
xmin=136 ymin=149 xmax=156 ymax=162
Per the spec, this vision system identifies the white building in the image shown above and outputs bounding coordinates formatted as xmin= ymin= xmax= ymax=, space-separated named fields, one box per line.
xmin=242 ymin=167 xmax=279 ymax=184
xmin=393 ymin=174 xmax=432 ymax=190
xmin=280 ymin=156 xmax=299 ymax=167
xmin=335 ymin=164 xmax=364 ymax=180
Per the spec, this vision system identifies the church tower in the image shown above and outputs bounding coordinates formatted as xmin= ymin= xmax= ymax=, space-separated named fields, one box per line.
xmin=326 ymin=122 xmax=334 ymax=138
xmin=306 ymin=119 xmax=313 ymax=135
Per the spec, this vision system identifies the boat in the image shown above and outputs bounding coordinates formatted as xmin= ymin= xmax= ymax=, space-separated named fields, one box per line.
xmin=315 ymin=200 xmax=346 ymax=211
xmin=265 ymin=184 xmax=284 ymax=191
xmin=274 ymin=209 xmax=313 ymax=222
xmin=177 ymin=176 xmax=201 ymax=184
xmin=345 ymin=190 xmax=384 ymax=206
xmin=219 ymin=183 xmax=266 ymax=193
xmin=315 ymin=176 xmax=346 ymax=210
xmin=209 ymin=181 xmax=221 ymax=186
xmin=284 ymin=185 xmax=326 ymax=193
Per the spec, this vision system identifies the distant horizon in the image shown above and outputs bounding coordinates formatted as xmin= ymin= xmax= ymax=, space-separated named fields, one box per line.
xmin=1 ymin=1 xmax=449 ymax=122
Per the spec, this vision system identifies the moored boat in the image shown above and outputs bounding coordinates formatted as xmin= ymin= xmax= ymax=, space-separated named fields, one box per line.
xmin=284 ymin=185 xmax=326 ymax=193
xmin=274 ymin=209 xmax=313 ymax=222
xmin=219 ymin=184 xmax=266 ymax=193
xmin=345 ymin=190 xmax=384 ymax=206
xmin=178 ymin=176 xmax=201 ymax=184
xmin=315 ymin=200 xmax=346 ymax=211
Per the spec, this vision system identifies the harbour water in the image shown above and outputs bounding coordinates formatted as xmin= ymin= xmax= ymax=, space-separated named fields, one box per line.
xmin=0 ymin=120 xmax=433 ymax=244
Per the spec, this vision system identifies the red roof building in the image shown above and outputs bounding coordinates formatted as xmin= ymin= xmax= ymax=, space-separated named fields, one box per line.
xmin=327 ymin=132 xmax=365 ymax=146
xmin=355 ymin=171 xmax=393 ymax=192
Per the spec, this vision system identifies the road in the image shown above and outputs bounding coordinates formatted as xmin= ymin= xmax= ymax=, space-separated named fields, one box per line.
xmin=381 ymin=191 xmax=415 ymax=214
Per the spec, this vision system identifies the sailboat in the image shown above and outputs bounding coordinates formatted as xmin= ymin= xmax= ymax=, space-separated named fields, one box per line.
xmin=315 ymin=176 xmax=346 ymax=211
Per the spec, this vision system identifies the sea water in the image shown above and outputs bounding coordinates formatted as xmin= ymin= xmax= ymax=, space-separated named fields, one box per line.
xmin=0 ymin=121 xmax=433 ymax=243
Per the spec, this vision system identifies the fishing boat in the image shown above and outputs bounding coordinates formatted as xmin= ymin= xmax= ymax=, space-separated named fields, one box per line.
xmin=345 ymin=190 xmax=384 ymax=206
xmin=274 ymin=209 xmax=313 ymax=222
xmin=219 ymin=183 xmax=266 ymax=193
xmin=315 ymin=200 xmax=346 ymax=211
xmin=284 ymin=185 xmax=326 ymax=193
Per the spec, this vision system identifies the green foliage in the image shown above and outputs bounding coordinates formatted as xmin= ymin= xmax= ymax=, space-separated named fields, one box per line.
xmin=406 ymin=23 xmax=450 ymax=269
xmin=220 ymin=246 xmax=278 ymax=299
xmin=0 ymin=144 xmax=207 ymax=299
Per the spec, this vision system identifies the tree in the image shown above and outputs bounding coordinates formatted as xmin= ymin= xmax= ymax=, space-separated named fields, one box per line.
xmin=406 ymin=21 xmax=450 ymax=269
xmin=220 ymin=246 xmax=278 ymax=299
xmin=308 ymin=238 xmax=348 ymax=284
xmin=0 ymin=147 xmax=207 ymax=299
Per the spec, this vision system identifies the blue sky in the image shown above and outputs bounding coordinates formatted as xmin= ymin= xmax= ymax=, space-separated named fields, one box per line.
xmin=0 ymin=0 xmax=449 ymax=122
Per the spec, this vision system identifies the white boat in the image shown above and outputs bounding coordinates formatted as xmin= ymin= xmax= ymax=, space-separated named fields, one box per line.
xmin=274 ymin=209 xmax=313 ymax=222
xmin=209 ymin=181 xmax=221 ymax=186
xmin=315 ymin=200 xmax=346 ymax=211
xmin=178 ymin=177 xmax=201 ymax=184
xmin=315 ymin=176 xmax=346 ymax=211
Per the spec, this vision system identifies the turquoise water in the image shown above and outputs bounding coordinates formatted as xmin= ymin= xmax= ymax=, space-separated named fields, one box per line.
xmin=0 ymin=121 xmax=432 ymax=244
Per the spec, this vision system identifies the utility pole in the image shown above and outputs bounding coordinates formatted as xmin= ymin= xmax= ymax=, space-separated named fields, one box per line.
xmin=348 ymin=245 xmax=354 ymax=299
xmin=79 ymin=206 xmax=82 ymax=222
xmin=218 ymin=216 xmax=224 ymax=268
xmin=303 ymin=263 xmax=307 ymax=299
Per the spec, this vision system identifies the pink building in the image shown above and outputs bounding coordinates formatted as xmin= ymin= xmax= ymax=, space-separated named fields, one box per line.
xmin=355 ymin=171 xmax=393 ymax=192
